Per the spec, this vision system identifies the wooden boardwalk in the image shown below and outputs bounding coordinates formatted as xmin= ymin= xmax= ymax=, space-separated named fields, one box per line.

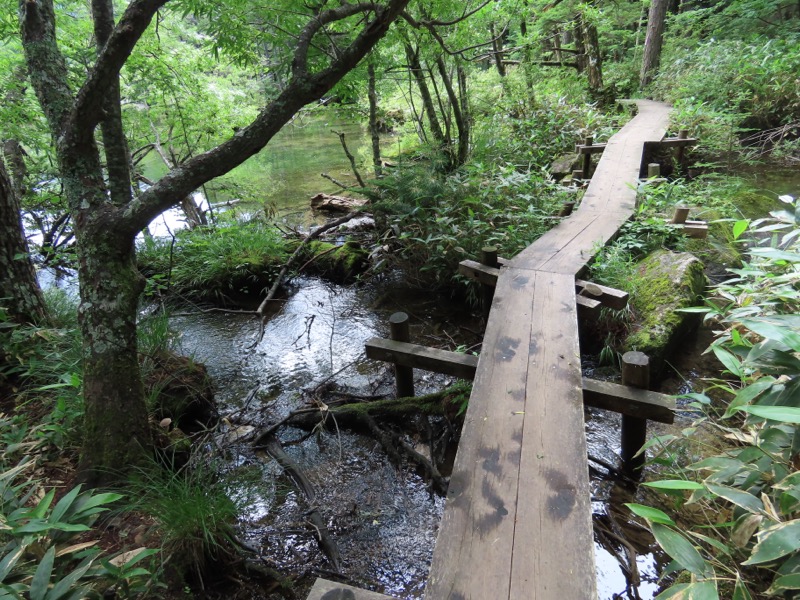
xmin=425 ymin=100 xmax=672 ymax=600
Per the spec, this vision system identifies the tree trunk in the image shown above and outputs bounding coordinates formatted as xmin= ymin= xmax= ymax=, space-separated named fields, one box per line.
xmin=0 ymin=156 xmax=48 ymax=325
xmin=76 ymin=214 xmax=151 ymax=482
xmin=490 ymin=23 xmax=506 ymax=77
xmin=640 ymin=0 xmax=669 ymax=88
xmin=436 ymin=56 xmax=469 ymax=167
xmin=20 ymin=0 xmax=412 ymax=484
xmin=367 ymin=62 xmax=382 ymax=177
xmin=404 ymin=43 xmax=446 ymax=149
xmin=582 ymin=18 xmax=604 ymax=94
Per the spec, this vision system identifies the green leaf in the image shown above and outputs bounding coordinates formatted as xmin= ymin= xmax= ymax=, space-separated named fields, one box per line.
xmin=47 ymin=555 xmax=95 ymax=600
xmin=656 ymin=581 xmax=719 ymax=599
xmin=767 ymin=572 xmax=800 ymax=595
xmin=30 ymin=545 xmax=55 ymax=600
xmin=0 ymin=546 xmax=25 ymax=582
xmin=732 ymin=219 xmax=749 ymax=240
xmin=705 ymin=483 xmax=764 ymax=515
xmin=49 ymin=485 xmax=82 ymax=524
xmin=711 ymin=346 xmax=743 ymax=378
xmin=651 ymin=523 xmax=710 ymax=576
xmin=644 ymin=480 xmax=704 ymax=491
xmin=743 ymin=519 xmax=800 ymax=565
xmin=740 ymin=317 xmax=800 ymax=351
xmin=732 ymin=575 xmax=753 ymax=600
xmin=739 ymin=405 xmax=800 ymax=423
xmin=626 ymin=503 xmax=676 ymax=526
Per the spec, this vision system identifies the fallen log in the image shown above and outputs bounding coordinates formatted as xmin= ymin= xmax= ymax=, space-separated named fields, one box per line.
xmin=310 ymin=193 xmax=367 ymax=212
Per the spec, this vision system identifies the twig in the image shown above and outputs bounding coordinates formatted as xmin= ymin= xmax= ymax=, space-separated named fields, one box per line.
xmin=251 ymin=211 xmax=362 ymax=346
xmin=320 ymin=172 xmax=350 ymax=190
xmin=333 ymin=130 xmax=365 ymax=187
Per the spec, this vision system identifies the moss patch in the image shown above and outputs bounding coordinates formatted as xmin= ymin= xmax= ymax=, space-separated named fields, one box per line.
xmin=300 ymin=240 xmax=370 ymax=282
xmin=623 ymin=250 xmax=707 ymax=378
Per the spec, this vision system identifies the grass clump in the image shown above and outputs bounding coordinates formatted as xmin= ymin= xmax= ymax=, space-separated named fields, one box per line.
xmin=137 ymin=217 xmax=289 ymax=303
xmin=123 ymin=460 xmax=242 ymax=586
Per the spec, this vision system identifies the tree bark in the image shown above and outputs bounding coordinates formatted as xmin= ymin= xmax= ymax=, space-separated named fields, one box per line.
xmin=489 ymin=23 xmax=506 ymax=77
xmin=582 ymin=18 xmax=604 ymax=94
xmin=18 ymin=0 xmax=412 ymax=484
xmin=640 ymin=0 xmax=669 ymax=88
xmin=367 ymin=62 xmax=382 ymax=177
xmin=0 ymin=156 xmax=48 ymax=325
xmin=435 ymin=56 xmax=469 ymax=166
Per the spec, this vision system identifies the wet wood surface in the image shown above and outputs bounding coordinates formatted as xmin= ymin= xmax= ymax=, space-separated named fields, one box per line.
xmin=426 ymin=100 xmax=671 ymax=600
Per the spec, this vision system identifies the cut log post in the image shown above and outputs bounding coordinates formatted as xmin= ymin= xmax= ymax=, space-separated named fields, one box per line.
xmin=621 ymin=351 xmax=650 ymax=477
xmin=559 ymin=201 xmax=576 ymax=217
xmin=572 ymin=169 xmax=583 ymax=183
xmin=480 ymin=246 xmax=500 ymax=321
xmin=647 ymin=163 xmax=661 ymax=178
xmin=582 ymin=135 xmax=593 ymax=179
xmin=676 ymin=129 xmax=689 ymax=171
xmin=389 ymin=312 xmax=414 ymax=398
xmin=671 ymin=205 xmax=690 ymax=224
xmin=683 ymin=220 xmax=709 ymax=238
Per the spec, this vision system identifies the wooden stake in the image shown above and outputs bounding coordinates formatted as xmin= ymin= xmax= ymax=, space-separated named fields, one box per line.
xmin=480 ymin=246 xmax=499 ymax=321
xmin=389 ymin=312 xmax=414 ymax=398
xmin=621 ymin=351 xmax=650 ymax=477
xmin=559 ymin=201 xmax=576 ymax=217
xmin=647 ymin=163 xmax=660 ymax=178
xmin=676 ymin=128 xmax=689 ymax=170
xmin=582 ymin=135 xmax=593 ymax=178
xmin=671 ymin=205 xmax=690 ymax=224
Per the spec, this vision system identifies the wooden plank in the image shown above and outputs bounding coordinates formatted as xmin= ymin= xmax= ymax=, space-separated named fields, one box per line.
xmin=510 ymin=272 xmax=596 ymax=597
xmin=458 ymin=259 xmax=500 ymax=286
xmin=365 ymin=338 xmax=479 ymax=380
xmin=654 ymin=137 xmax=698 ymax=147
xmin=306 ymin=578 xmax=395 ymax=600
xmin=576 ymin=279 xmax=629 ymax=310
xmin=575 ymin=143 xmax=607 ymax=154
xmin=583 ymin=378 xmax=675 ymax=423
xmin=426 ymin=268 xmax=537 ymax=599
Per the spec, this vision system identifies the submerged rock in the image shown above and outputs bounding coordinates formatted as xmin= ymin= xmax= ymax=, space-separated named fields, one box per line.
xmin=623 ymin=250 xmax=707 ymax=379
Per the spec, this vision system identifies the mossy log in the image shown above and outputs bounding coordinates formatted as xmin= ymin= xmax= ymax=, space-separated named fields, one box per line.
xmin=278 ymin=384 xmax=469 ymax=432
xmin=623 ymin=250 xmax=707 ymax=379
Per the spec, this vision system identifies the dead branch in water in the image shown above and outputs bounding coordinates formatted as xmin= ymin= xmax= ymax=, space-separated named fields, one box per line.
xmin=251 ymin=211 xmax=362 ymax=346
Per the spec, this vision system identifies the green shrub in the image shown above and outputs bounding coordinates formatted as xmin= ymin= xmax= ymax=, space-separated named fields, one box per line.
xmin=629 ymin=195 xmax=800 ymax=598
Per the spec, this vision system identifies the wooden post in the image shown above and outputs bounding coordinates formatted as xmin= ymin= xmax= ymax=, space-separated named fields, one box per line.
xmin=480 ymin=246 xmax=499 ymax=321
xmin=621 ymin=351 xmax=650 ymax=477
xmin=572 ymin=169 xmax=583 ymax=182
xmin=647 ymin=163 xmax=660 ymax=178
xmin=582 ymin=135 xmax=593 ymax=179
xmin=389 ymin=312 xmax=414 ymax=398
xmin=671 ymin=205 xmax=690 ymax=224
xmin=559 ymin=201 xmax=576 ymax=217
xmin=676 ymin=129 xmax=689 ymax=172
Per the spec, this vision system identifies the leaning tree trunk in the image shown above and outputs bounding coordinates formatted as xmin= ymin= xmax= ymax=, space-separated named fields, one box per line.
xmin=404 ymin=43 xmax=446 ymax=150
xmin=640 ymin=0 xmax=669 ymax=88
xmin=0 ymin=156 xmax=48 ymax=325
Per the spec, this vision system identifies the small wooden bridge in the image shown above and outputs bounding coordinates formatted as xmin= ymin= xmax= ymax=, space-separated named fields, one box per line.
xmin=309 ymin=100 xmax=696 ymax=599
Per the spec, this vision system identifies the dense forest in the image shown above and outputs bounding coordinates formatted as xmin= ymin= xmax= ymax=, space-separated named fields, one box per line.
xmin=1 ymin=0 xmax=799 ymax=598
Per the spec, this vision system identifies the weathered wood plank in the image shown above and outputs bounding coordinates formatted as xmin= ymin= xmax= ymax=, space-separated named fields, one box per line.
xmin=458 ymin=259 xmax=501 ymax=286
xmin=652 ymin=136 xmax=698 ymax=147
xmin=575 ymin=143 xmax=607 ymax=154
xmin=426 ymin=269 xmax=537 ymax=599
xmin=576 ymin=279 xmax=629 ymax=310
xmin=583 ymin=378 xmax=675 ymax=423
xmin=509 ymin=272 xmax=596 ymax=597
xmin=365 ymin=338 xmax=479 ymax=380
xmin=306 ymin=578 xmax=395 ymax=600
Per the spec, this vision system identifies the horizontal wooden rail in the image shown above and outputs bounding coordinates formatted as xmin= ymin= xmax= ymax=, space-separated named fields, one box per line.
xmin=575 ymin=143 xmax=607 ymax=154
xmin=365 ymin=339 xmax=675 ymax=422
